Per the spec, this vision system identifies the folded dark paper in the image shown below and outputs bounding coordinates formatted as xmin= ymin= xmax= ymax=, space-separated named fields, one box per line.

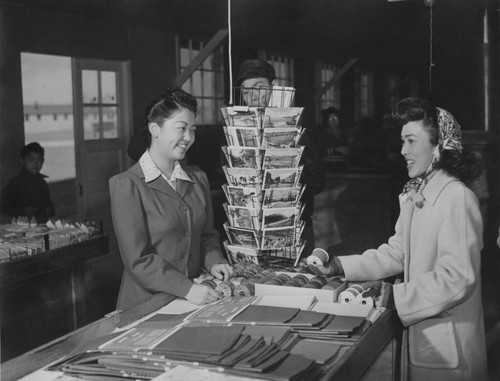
xmin=231 ymin=305 xmax=300 ymax=325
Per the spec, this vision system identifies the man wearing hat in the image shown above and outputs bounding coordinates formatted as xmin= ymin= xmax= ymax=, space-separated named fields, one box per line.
xmin=234 ymin=58 xmax=325 ymax=260
xmin=235 ymin=59 xmax=277 ymax=107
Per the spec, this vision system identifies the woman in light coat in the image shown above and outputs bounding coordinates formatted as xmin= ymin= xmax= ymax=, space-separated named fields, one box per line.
xmin=310 ymin=97 xmax=487 ymax=380
xmin=110 ymin=89 xmax=232 ymax=309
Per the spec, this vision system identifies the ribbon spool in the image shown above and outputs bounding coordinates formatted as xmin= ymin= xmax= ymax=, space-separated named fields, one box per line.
xmin=355 ymin=293 xmax=374 ymax=307
xmin=306 ymin=249 xmax=329 ymax=267
xmin=339 ymin=284 xmax=364 ymax=304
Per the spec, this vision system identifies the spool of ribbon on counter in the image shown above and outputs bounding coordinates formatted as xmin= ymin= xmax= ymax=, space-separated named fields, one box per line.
xmin=339 ymin=284 xmax=374 ymax=307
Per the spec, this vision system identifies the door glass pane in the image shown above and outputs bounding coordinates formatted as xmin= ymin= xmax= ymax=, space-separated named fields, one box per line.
xmin=102 ymin=106 xmax=118 ymax=139
xmin=83 ymin=106 xmax=100 ymax=140
xmin=101 ymin=71 xmax=117 ymax=103
xmin=82 ymin=70 xmax=99 ymax=104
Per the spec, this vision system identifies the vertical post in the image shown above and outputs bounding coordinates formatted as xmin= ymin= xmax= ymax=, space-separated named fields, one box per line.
xmin=483 ymin=8 xmax=490 ymax=132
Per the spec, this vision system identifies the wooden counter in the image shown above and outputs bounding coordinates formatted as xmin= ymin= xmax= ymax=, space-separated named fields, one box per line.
xmin=0 ymin=235 xmax=109 ymax=362
xmin=1 ymin=293 xmax=403 ymax=381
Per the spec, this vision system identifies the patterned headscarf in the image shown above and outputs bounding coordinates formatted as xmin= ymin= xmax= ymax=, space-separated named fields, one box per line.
xmin=401 ymin=107 xmax=462 ymax=205
xmin=436 ymin=107 xmax=462 ymax=153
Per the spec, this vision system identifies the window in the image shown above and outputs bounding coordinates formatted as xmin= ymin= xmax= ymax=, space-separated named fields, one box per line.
xmin=355 ymin=69 xmax=375 ymax=119
xmin=319 ymin=63 xmax=341 ymax=111
xmin=81 ymin=69 xmax=119 ymax=140
xmin=21 ymin=53 xmax=75 ymax=182
xmin=177 ymin=37 xmax=225 ymax=124
xmin=260 ymin=53 xmax=294 ymax=87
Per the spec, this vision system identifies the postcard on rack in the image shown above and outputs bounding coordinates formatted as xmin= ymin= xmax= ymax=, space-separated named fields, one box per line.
xmin=262 ymin=147 xmax=304 ymax=169
xmin=227 ymin=205 xmax=261 ymax=230
xmin=224 ymin=222 xmax=260 ymax=248
xmin=262 ymin=187 xmax=301 ymax=208
xmin=223 ymin=184 xmax=262 ymax=208
xmin=267 ymin=86 xmax=296 ymax=108
xmin=262 ymin=107 xmax=303 ymax=128
xmin=261 ymin=226 xmax=296 ymax=250
xmin=223 ymin=146 xmax=262 ymax=169
xmin=223 ymin=241 xmax=262 ymax=265
xmin=221 ymin=106 xmax=261 ymax=128
xmin=223 ymin=166 xmax=262 ymax=187
xmin=261 ymin=127 xmax=300 ymax=149
xmin=224 ymin=126 xmax=261 ymax=147
xmin=261 ymin=207 xmax=298 ymax=229
xmin=262 ymin=166 xmax=303 ymax=189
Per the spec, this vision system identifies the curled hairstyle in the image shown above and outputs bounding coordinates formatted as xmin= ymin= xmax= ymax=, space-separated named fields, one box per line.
xmin=392 ymin=97 xmax=481 ymax=182
xmin=128 ymin=89 xmax=197 ymax=161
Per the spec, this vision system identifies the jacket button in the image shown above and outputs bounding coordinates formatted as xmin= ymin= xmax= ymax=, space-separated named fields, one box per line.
xmin=185 ymin=231 xmax=191 ymax=237
xmin=180 ymin=205 xmax=187 ymax=211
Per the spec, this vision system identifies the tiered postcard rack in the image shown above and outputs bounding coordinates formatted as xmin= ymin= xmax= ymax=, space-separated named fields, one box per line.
xmin=221 ymin=86 xmax=307 ymax=267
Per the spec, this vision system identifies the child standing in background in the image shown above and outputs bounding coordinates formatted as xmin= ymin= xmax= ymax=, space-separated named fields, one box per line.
xmin=1 ymin=142 xmax=55 ymax=223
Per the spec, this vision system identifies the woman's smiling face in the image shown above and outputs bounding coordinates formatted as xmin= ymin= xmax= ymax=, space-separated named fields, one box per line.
xmin=400 ymin=120 xmax=437 ymax=178
xmin=151 ymin=107 xmax=196 ymax=163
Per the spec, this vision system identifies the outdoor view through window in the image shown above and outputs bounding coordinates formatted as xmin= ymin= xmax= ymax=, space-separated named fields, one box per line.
xmin=21 ymin=52 xmax=77 ymax=219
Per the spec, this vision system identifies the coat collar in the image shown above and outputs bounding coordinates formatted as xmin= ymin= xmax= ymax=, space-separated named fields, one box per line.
xmin=129 ymin=159 xmax=197 ymax=199
xmin=400 ymin=169 xmax=458 ymax=209
xmin=420 ymin=169 xmax=458 ymax=207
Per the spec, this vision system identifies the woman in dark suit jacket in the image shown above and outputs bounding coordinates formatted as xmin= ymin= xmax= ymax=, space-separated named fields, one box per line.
xmin=110 ymin=89 xmax=233 ymax=309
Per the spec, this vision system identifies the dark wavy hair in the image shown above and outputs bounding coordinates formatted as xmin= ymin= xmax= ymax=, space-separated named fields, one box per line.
xmin=127 ymin=88 xmax=197 ymax=162
xmin=392 ymin=97 xmax=481 ymax=182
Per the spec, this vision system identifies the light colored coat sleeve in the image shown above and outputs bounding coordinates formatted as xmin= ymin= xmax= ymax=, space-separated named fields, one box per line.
xmin=393 ymin=182 xmax=483 ymax=326
xmin=339 ymin=217 xmax=405 ymax=281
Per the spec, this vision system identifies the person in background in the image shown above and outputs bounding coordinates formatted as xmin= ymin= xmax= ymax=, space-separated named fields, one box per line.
xmin=1 ymin=142 xmax=55 ymax=223
xmin=235 ymin=58 xmax=277 ymax=107
xmin=308 ymin=97 xmax=486 ymax=380
xmin=320 ymin=106 xmax=349 ymax=158
xmin=109 ymin=89 xmax=233 ymax=309
xmin=235 ymin=59 xmax=325 ymax=257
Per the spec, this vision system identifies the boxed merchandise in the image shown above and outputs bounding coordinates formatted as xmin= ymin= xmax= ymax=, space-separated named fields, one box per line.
xmin=254 ymin=271 xmax=347 ymax=303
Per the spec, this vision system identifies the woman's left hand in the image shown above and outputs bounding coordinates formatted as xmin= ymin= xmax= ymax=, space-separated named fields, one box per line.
xmin=210 ymin=264 xmax=234 ymax=281
xmin=361 ymin=280 xmax=395 ymax=309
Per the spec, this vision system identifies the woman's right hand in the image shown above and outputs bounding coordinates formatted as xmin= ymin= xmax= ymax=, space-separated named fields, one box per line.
xmin=185 ymin=283 xmax=222 ymax=305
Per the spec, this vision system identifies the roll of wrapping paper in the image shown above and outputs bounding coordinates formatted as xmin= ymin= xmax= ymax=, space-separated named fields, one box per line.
xmin=355 ymin=293 xmax=374 ymax=307
xmin=302 ymin=276 xmax=328 ymax=289
xmin=200 ymin=279 xmax=218 ymax=289
xmin=264 ymin=273 xmax=292 ymax=286
xmin=321 ymin=277 xmax=342 ymax=290
xmin=234 ymin=280 xmax=255 ymax=296
xmin=216 ymin=280 xmax=235 ymax=297
xmin=230 ymin=276 xmax=246 ymax=286
xmin=339 ymin=284 xmax=364 ymax=304
xmin=306 ymin=249 xmax=329 ymax=267
xmin=283 ymin=274 xmax=309 ymax=287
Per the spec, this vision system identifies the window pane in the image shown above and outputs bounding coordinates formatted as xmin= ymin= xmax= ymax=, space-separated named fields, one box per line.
xmin=192 ymin=70 xmax=202 ymax=96
xmin=200 ymin=98 xmax=214 ymax=124
xmin=101 ymin=71 xmax=117 ymax=104
xmin=180 ymin=48 xmax=190 ymax=68
xmin=102 ymin=107 xmax=118 ymax=139
xmin=202 ymin=71 xmax=214 ymax=96
xmin=83 ymin=106 xmax=100 ymax=140
xmin=21 ymin=52 xmax=76 ymax=182
xmin=82 ymin=70 xmax=99 ymax=104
